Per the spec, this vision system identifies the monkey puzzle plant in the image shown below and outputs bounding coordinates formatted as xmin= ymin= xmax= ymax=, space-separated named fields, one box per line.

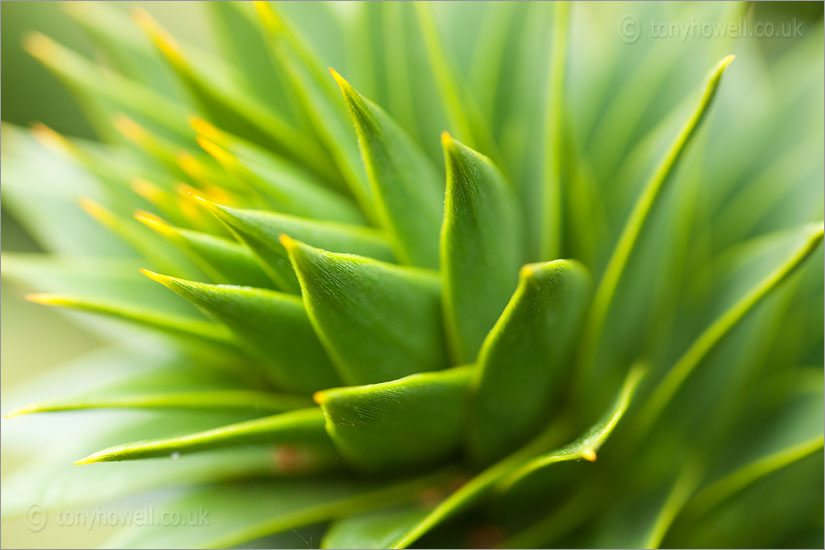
xmin=2 ymin=2 xmax=823 ymax=548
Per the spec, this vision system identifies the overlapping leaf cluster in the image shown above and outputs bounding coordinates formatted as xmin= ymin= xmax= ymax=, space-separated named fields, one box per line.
xmin=2 ymin=2 xmax=823 ymax=548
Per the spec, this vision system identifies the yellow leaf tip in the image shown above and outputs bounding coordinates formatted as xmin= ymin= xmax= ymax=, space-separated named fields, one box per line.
xmin=329 ymin=68 xmax=354 ymax=95
xmin=22 ymin=32 xmax=55 ymax=59
xmin=72 ymin=454 xmax=100 ymax=466
xmin=112 ymin=114 xmax=147 ymax=143
xmin=279 ymin=233 xmax=296 ymax=250
xmin=25 ymin=293 xmax=64 ymax=306
xmin=4 ymin=407 xmax=29 ymax=419
xmin=78 ymin=197 xmax=112 ymax=223
xmin=134 ymin=211 xmax=170 ymax=234
xmin=441 ymin=131 xmax=454 ymax=148
xmin=189 ymin=116 xmax=221 ymax=142
xmin=312 ymin=391 xmax=327 ymax=405
xmin=139 ymin=268 xmax=168 ymax=285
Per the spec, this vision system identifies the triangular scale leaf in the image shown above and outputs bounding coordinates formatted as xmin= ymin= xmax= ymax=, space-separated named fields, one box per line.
xmin=316 ymin=367 xmax=473 ymax=472
xmin=469 ymin=259 xmax=592 ymax=464
xmin=202 ymin=201 xmax=394 ymax=293
xmin=440 ymin=133 xmax=523 ymax=363
xmin=283 ymin=238 xmax=449 ymax=384
xmin=142 ymin=270 xmax=341 ymax=392
xmin=332 ymin=71 xmax=444 ymax=268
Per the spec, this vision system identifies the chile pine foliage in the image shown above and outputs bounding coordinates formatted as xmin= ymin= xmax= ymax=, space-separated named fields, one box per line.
xmin=2 ymin=2 xmax=823 ymax=548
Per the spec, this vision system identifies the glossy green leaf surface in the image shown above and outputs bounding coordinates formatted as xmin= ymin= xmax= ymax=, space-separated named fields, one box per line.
xmin=469 ymin=260 xmax=592 ymax=464
xmin=284 ymin=239 xmax=448 ymax=384
xmin=440 ymin=133 xmax=523 ymax=363
xmin=317 ymin=367 xmax=473 ymax=472
xmin=332 ymin=71 xmax=444 ymax=268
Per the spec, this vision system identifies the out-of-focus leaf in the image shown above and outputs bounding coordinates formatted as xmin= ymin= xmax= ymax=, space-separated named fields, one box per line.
xmin=322 ymin=506 xmax=431 ymax=549
xmin=317 ymin=367 xmax=472 ymax=472
xmin=679 ymin=369 xmax=824 ymax=526
xmin=0 ymin=124 xmax=126 ymax=257
xmin=390 ymin=366 xmax=645 ymax=549
xmin=78 ymin=197 xmax=200 ymax=277
xmin=25 ymin=293 xmax=234 ymax=348
xmin=107 ymin=470 xmax=455 ymax=549
xmin=195 ymin=132 xmax=363 ymax=225
xmin=74 ymin=407 xmax=335 ymax=464
xmin=202 ymin=200 xmax=394 ymax=294
xmin=637 ymin=222 xmax=824 ymax=435
xmin=539 ymin=1 xmax=568 ymax=260
xmin=284 ymin=238 xmax=448 ymax=385
xmin=132 ymin=9 xmax=331 ymax=174
xmin=578 ymin=55 xmax=735 ymax=378
xmin=331 ymin=70 xmax=444 ymax=269
xmin=23 ymin=33 xmax=193 ymax=141
xmin=499 ymin=364 xmax=646 ymax=490
xmin=440 ymin=133 xmax=522 ymax=363
xmin=254 ymin=1 xmax=373 ymax=214
xmin=468 ymin=260 xmax=591 ymax=464
xmin=142 ymin=271 xmax=340 ymax=393
xmin=135 ymin=212 xmax=272 ymax=288
xmin=205 ymin=2 xmax=304 ymax=124
xmin=7 ymin=390 xmax=311 ymax=417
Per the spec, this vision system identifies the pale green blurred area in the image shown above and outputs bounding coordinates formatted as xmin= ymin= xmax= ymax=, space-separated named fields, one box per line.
xmin=1 ymin=3 xmax=216 ymax=547
xmin=1 ymin=2 xmax=822 ymax=548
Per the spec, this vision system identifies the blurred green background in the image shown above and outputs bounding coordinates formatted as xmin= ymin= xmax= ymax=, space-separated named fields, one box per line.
xmin=1 ymin=2 xmax=821 ymax=548
xmin=1 ymin=4 xmax=218 ymax=547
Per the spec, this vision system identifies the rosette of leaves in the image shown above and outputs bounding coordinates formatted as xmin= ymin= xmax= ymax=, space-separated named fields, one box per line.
xmin=2 ymin=2 xmax=823 ymax=549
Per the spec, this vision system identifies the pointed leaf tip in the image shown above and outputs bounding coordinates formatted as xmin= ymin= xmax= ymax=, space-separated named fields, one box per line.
xmin=22 ymin=32 xmax=54 ymax=60
xmin=25 ymin=293 xmax=65 ymax=306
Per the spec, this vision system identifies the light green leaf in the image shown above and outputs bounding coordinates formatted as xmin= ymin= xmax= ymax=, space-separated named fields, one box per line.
xmin=331 ymin=70 xmax=444 ymax=269
xmin=142 ymin=270 xmax=340 ymax=393
xmin=636 ymin=222 xmax=824 ymax=436
xmin=322 ymin=506 xmax=431 ymax=550
xmin=194 ymin=131 xmax=364 ymax=225
xmin=499 ymin=364 xmax=646 ymax=490
xmin=132 ymin=8 xmax=331 ymax=173
xmin=7 ymin=390 xmax=311 ymax=417
xmin=205 ymin=2 xmax=305 ymax=125
xmin=283 ymin=238 xmax=449 ymax=384
xmin=440 ymin=133 xmax=523 ymax=363
xmin=316 ymin=367 xmax=473 ymax=472
xmin=107 ymin=470 xmax=454 ymax=549
xmin=578 ymin=54 xmax=735 ymax=380
xmin=539 ymin=1 xmax=569 ymax=261
xmin=73 ymin=407 xmax=335 ymax=464
xmin=25 ymin=293 xmax=234 ymax=348
xmin=135 ymin=212 xmax=273 ymax=288
xmin=469 ymin=259 xmax=591 ymax=464
xmin=200 ymin=200 xmax=394 ymax=294
xmin=254 ymin=2 xmax=374 ymax=214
